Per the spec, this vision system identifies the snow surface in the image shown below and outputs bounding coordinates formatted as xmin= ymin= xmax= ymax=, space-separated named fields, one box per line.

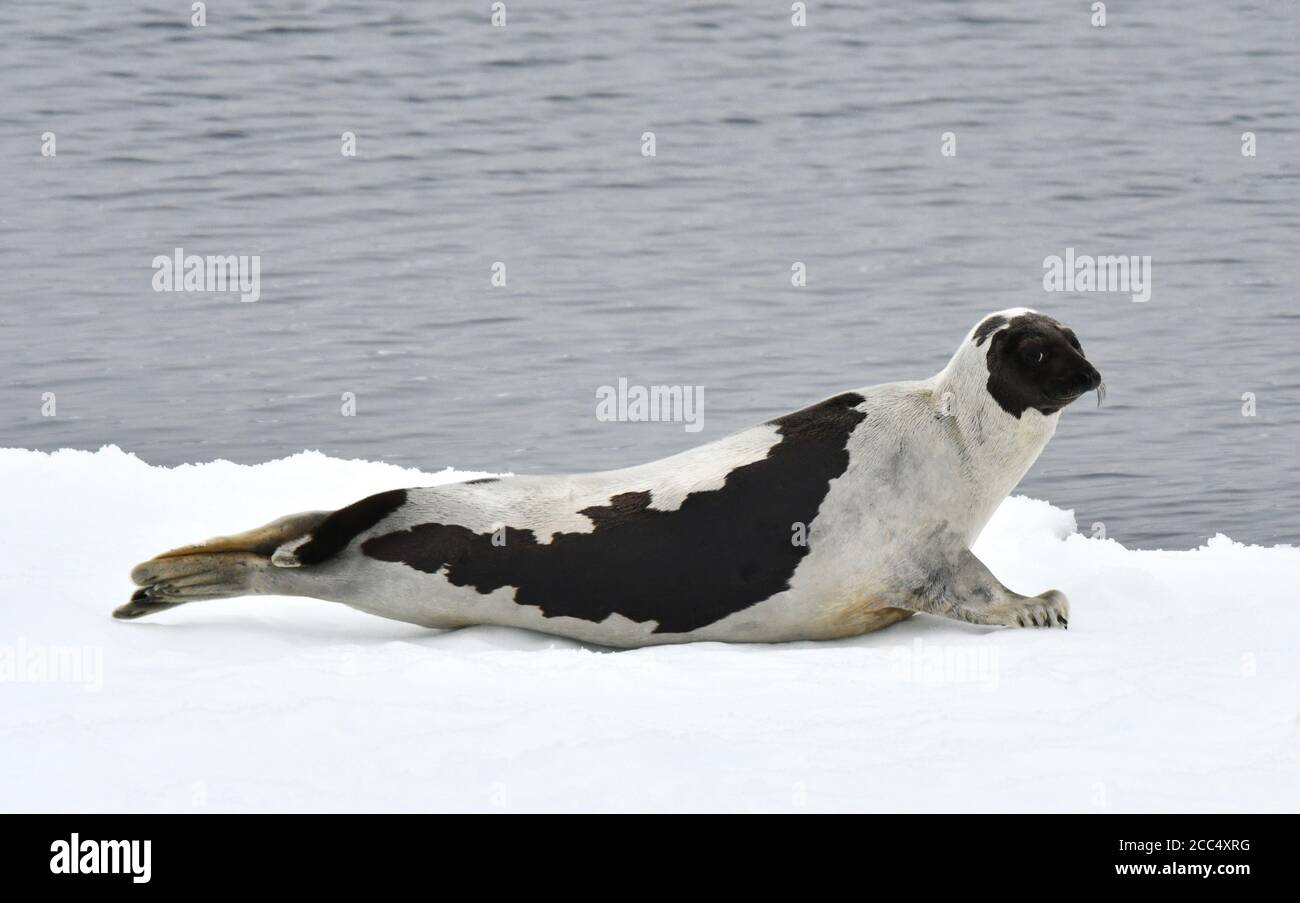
xmin=1 ymin=446 xmax=1296 ymax=813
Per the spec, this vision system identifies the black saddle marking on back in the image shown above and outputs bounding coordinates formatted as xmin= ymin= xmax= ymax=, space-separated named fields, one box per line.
xmin=292 ymin=488 xmax=408 ymax=566
xmin=361 ymin=393 xmax=868 ymax=634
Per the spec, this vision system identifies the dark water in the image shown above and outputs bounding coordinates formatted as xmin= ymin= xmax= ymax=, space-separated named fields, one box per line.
xmin=1 ymin=1 xmax=1297 ymax=548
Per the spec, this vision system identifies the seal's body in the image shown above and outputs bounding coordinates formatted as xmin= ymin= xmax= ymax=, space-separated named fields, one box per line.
xmin=117 ymin=309 xmax=1103 ymax=646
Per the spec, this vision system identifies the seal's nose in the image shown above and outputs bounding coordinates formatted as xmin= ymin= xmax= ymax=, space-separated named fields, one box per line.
xmin=1082 ymin=363 xmax=1102 ymax=392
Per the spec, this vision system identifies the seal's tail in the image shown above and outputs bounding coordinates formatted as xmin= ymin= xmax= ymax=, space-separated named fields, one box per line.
xmin=113 ymin=511 xmax=330 ymax=620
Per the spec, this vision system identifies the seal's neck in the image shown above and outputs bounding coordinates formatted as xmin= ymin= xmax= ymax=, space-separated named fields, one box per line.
xmin=929 ymin=341 xmax=1059 ymax=502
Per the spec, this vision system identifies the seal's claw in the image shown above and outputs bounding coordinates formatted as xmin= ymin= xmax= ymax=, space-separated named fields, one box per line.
xmin=979 ymin=589 xmax=1070 ymax=630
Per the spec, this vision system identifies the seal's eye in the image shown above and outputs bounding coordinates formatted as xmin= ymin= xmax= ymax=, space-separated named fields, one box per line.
xmin=1020 ymin=343 xmax=1046 ymax=366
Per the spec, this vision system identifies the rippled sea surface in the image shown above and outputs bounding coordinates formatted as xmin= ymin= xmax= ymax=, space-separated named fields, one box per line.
xmin=1 ymin=1 xmax=1297 ymax=548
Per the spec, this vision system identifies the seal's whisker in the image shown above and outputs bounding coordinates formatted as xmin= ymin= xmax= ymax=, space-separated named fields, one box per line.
xmin=1096 ymin=380 xmax=1107 ymax=408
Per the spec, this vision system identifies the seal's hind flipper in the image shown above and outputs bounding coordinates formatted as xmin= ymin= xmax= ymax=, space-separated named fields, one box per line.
xmin=113 ymin=588 xmax=186 ymax=620
xmin=141 ymin=510 xmax=332 ymax=564
xmin=115 ymin=510 xmax=330 ymax=620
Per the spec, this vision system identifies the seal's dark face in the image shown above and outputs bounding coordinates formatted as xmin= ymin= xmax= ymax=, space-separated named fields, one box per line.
xmin=974 ymin=312 xmax=1102 ymax=418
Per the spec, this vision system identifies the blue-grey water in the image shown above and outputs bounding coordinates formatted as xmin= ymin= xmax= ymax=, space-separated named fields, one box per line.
xmin=1 ymin=1 xmax=1297 ymax=549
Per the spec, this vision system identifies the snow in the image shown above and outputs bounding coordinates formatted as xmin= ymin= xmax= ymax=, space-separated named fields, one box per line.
xmin=1 ymin=446 xmax=1296 ymax=813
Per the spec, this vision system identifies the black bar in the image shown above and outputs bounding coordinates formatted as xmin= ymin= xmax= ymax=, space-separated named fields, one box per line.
xmin=0 ymin=814 xmax=1288 ymax=890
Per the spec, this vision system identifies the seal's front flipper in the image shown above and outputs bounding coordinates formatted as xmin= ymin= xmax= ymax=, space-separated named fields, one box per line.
xmin=978 ymin=588 xmax=1069 ymax=629
xmin=908 ymin=547 xmax=1069 ymax=629
xmin=114 ymin=510 xmax=330 ymax=620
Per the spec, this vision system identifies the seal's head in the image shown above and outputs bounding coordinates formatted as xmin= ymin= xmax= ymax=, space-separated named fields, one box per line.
xmin=970 ymin=309 xmax=1103 ymax=418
